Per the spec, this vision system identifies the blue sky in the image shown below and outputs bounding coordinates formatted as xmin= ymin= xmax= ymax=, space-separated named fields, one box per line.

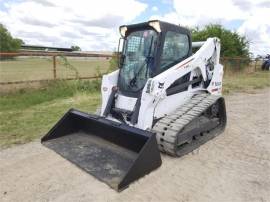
xmin=0 ymin=0 xmax=269 ymax=55
xmin=134 ymin=0 xmax=174 ymax=21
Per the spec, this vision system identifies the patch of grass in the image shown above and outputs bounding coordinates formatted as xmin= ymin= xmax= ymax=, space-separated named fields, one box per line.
xmin=223 ymin=71 xmax=270 ymax=94
xmin=0 ymin=80 xmax=101 ymax=148
xmin=0 ymin=80 xmax=100 ymax=111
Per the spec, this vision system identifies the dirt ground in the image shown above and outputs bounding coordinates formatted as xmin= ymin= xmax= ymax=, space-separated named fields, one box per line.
xmin=1 ymin=89 xmax=270 ymax=202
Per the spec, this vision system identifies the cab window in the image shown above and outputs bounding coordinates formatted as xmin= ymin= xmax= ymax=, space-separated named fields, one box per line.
xmin=160 ymin=31 xmax=189 ymax=71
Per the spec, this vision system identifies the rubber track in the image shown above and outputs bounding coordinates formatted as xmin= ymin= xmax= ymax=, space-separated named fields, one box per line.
xmin=152 ymin=93 xmax=222 ymax=156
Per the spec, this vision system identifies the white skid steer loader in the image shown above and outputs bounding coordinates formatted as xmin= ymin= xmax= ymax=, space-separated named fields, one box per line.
xmin=42 ymin=20 xmax=227 ymax=191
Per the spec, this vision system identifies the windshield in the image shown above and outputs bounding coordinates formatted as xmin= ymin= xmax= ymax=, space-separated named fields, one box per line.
xmin=118 ymin=29 xmax=157 ymax=93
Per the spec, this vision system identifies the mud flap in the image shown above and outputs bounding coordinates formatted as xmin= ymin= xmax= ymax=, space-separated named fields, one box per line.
xmin=41 ymin=109 xmax=162 ymax=191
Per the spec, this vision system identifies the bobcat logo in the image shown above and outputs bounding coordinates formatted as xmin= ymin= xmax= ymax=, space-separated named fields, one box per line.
xmin=158 ymin=82 xmax=165 ymax=89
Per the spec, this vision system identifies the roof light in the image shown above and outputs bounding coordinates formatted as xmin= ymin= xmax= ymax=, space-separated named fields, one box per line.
xmin=119 ymin=26 xmax=128 ymax=37
xmin=149 ymin=20 xmax=161 ymax=32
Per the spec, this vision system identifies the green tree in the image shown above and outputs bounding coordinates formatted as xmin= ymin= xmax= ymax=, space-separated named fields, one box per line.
xmin=71 ymin=45 xmax=81 ymax=51
xmin=0 ymin=24 xmax=24 ymax=52
xmin=192 ymin=24 xmax=249 ymax=58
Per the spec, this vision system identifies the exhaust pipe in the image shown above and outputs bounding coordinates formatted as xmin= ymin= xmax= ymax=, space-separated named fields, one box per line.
xmin=41 ymin=109 xmax=161 ymax=191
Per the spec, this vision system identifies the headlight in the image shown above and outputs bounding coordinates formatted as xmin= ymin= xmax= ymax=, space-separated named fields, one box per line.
xmin=119 ymin=26 xmax=127 ymax=37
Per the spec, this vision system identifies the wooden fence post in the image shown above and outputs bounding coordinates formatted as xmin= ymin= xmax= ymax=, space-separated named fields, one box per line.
xmin=237 ymin=58 xmax=241 ymax=70
xmin=223 ymin=58 xmax=227 ymax=75
xmin=254 ymin=59 xmax=257 ymax=72
xmin=53 ymin=55 xmax=56 ymax=79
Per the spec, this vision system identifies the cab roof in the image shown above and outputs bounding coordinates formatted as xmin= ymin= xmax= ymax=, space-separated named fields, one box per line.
xmin=119 ymin=20 xmax=190 ymax=37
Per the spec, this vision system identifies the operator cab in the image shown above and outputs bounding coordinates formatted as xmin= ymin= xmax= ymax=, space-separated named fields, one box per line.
xmin=118 ymin=20 xmax=192 ymax=97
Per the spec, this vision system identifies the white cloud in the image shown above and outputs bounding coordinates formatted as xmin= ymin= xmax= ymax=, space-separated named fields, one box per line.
xmin=152 ymin=6 xmax=158 ymax=11
xmin=1 ymin=0 xmax=269 ymax=55
xmin=0 ymin=0 xmax=147 ymax=50
xmin=149 ymin=0 xmax=270 ymax=55
xmin=237 ymin=4 xmax=270 ymax=56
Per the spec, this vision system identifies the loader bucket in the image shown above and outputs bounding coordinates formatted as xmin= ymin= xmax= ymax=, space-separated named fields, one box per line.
xmin=41 ymin=109 xmax=161 ymax=191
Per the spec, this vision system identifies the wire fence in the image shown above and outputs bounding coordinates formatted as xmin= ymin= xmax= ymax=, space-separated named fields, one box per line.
xmin=221 ymin=57 xmax=263 ymax=74
xmin=0 ymin=51 xmax=265 ymax=86
xmin=0 ymin=51 xmax=112 ymax=85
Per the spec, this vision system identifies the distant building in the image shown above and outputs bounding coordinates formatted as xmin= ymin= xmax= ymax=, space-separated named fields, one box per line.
xmin=21 ymin=45 xmax=73 ymax=52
